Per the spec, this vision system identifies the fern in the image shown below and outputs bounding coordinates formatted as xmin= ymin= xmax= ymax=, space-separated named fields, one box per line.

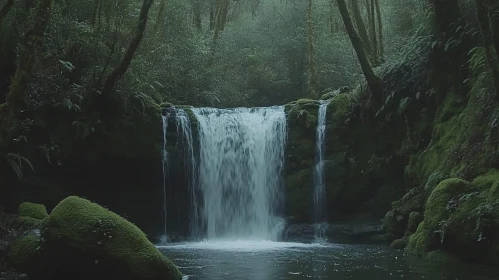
xmin=468 ymin=47 xmax=488 ymax=79
xmin=5 ymin=153 xmax=34 ymax=179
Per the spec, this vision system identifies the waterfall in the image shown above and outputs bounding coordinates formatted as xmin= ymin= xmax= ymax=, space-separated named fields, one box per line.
xmin=313 ymin=100 xmax=330 ymax=239
xmin=192 ymin=106 xmax=287 ymax=240
xmin=174 ymin=108 xmax=200 ymax=238
xmin=161 ymin=112 xmax=169 ymax=237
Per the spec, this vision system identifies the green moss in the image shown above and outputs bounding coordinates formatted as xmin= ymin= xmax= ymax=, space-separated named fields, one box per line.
xmin=407 ymin=212 xmax=422 ymax=234
xmin=327 ymin=93 xmax=354 ymax=126
xmin=285 ymin=168 xmax=313 ymax=222
xmin=18 ymin=202 xmax=49 ymax=220
xmin=42 ymin=196 xmax=182 ymax=280
xmin=8 ymin=234 xmax=40 ymax=271
xmin=390 ymin=236 xmax=408 ymax=250
xmin=472 ymin=170 xmax=499 ymax=201
xmin=406 ymin=222 xmax=430 ymax=255
xmin=424 ymin=172 xmax=448 ymax=193
xmin=160 ymin=102 xmax=174 ymax=109
xmin=17 ymin=216 xmax=43 ymax=228
xmin=424 ymin=178 xmax=472 ymax=231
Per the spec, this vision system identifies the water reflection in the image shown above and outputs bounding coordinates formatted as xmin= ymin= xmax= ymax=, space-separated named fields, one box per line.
xmin=159 ymin=242 xmax=499 ymax=280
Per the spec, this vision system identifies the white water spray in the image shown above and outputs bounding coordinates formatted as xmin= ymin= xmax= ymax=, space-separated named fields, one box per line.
xmin=174 ymin=108 xmax=200 ymax=237
xmin=161 ymin=113 xmax=169 ymax=236
xmin=192 ymin=107 xmax=287 ymax=240
xmin=313 ymin=100 xmax=330 ymax=239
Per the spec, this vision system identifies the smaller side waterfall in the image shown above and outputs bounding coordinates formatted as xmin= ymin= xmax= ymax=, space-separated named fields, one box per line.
xmin=161 ymin=112 xmax=169 ymax=237
xmin=174 ymin=109 xmax=200 ymax=238
xmin=313 ymin=100 xmax=331 ymax=240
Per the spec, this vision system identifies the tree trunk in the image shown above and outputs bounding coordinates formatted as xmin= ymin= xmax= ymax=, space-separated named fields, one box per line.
xmin=6 ymin=0 xmax=54 ymax=111
xmin=374 ymin=0 xmax=384 ymax=59
xmin=489 ymin=1 xmax=499 ymax=65
xmin=154 ymin=0 xmax=168 ymax=31
xmin=307 ymin=0 xmax=317 ymax=99
xmin=432 ymin=0 xmax=463 ymax=34
xmin=476 ymin=0 xmax=499 ymax=95
xmin=336 ymin=0 xmax=383 ymax=104
xmin=369 ymin=0 xmax=378 ymax=61
xmin=351 ymin=0 xmax=373 ymax=60
xmin=213 ymin=0 xmax=230 ymax=42
xmin=0 ymin=0 xmax=14 ymax=28
xmin=192 ymin=0 xmax=202 ymax=30
xmin=102 ymin=0 xmax=154 ymax=98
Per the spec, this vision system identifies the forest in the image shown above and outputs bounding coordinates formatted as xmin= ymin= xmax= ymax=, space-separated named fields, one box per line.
xmin=1 ymin=0 xmax=499 ymax=279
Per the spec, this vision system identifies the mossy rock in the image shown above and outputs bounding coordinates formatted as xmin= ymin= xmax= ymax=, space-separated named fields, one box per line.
xmin=285 ymin=168 xmax=313 ymax=223
xmin=8 ymin=234 xmax=41 ymax=272
xmin=18 ymin=202 xmax=48 ymax=220
xmin=390 ymin=236 xmax=408 ymax=250
xmin=16 ymin=216 xmax=43 ymax=228
xmin=407 ymin=212 xmax=422 ymax=234
xmin=424 ymin=178 xmax=472 ymax=231
xmin=405 ymin=221 xmax=431 ymax=255
xmin=21 ymin=196 xmax=182 ymax=280
xmin=472 ymin=169 xmax=499 ymax=201
xmin=424 ymin=172 xmax=448 ymax=193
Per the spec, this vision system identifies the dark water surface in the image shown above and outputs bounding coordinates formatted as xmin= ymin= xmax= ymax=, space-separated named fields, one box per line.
xmin=158 ymin=241 xmax=499 ymax=280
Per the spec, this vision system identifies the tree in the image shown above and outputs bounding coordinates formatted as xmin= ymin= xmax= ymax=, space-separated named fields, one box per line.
xmin=154 ymin=0 xmax=168 ymax=31
xmin=476 ymin=0 xmax=499 ymax=95
xmin=213 ymin=0 xmax=230 ymax=42
xmin=374 ymin=0 xmax=383 ymax=59
xmin=336 ymin=0 xmax=383 ymax=105
xmin=307 ymin=0 xmax=317 ymax=99
xmin=101 ymin=0 xmax=154 ymax=99
xmin=192 ymin=0 xmax=202 ymax=30
xmin=351 ymin=0 xmax=373 ymax=60
xmin=368 ymin=0 xmax=378 ymax=61
xmin=6 ymin=0 xmax=54 ymax=112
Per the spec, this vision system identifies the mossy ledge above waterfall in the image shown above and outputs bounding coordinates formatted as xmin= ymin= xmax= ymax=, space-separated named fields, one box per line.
xmin=8 ymin=196 xmax=182 ymax=280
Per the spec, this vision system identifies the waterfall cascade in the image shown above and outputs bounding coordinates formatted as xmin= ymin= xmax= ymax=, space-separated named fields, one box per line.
xmin=191 ymin=107 xmax=287 ymax=240
xmin=313 ymin=100 xmax=330 ymax=239
xmin=161 ymin=113 xmax=169 ymax=236
xmin=173 ymin=109 xmax=200 ymax=238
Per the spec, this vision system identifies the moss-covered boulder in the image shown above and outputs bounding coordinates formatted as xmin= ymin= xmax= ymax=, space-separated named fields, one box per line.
xmin=390 ymin=236 xmax=409 ymax=250
xmin=8 ymin=234 xmax=41 ymax=272
xmin=10 ymin=196 xmax=182 ymax=280
xmin=405 ymin=177 xmax=499 ymax=263
xmin=423 ymin=178 xmax=472 ymax=231
xmin=18 ymin=202 xmax=48 ymax=220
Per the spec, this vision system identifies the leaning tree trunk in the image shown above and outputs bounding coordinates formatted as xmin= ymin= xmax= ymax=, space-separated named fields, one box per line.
xmin=306 ymin=0 xmax=317 ymax=99
xmin=351 ymin=0 xmax=373 ymax=60
xmin=336 ymin=0 xmax=383 ymax=105
xmin=101 ymin=0 xmax=154 ymax=98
